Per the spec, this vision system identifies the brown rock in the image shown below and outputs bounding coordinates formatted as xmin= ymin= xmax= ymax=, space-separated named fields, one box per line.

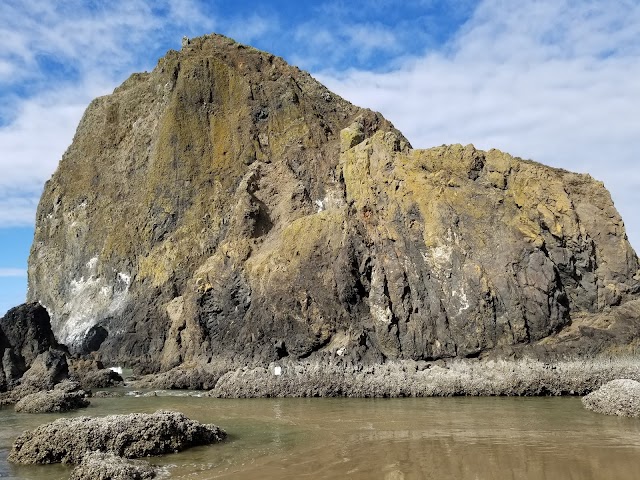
xmin=24 ymin=33 xmax=640 ymax=375
xmin=14 ymin=388 xmax=89 ymax=413
xmin=9 ymin=410 xmax=226 ymax=464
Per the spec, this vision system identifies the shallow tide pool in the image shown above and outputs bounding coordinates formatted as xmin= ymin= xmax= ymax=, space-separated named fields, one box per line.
xmin=1 ymin=395 xmax=639 ymax=479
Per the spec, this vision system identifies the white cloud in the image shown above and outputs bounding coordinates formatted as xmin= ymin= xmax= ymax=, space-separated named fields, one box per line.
xmin=317 ymin=0 xmax=640 ymax=248
xmin=0 ymin=0 xmax=217 ymax=227
xmin=225 ymin=13 xmax=278 ymax=44
xmin=1 ymin=0 xmax=639 ymax=254
xmin=0 ymin=268 xmax=27 ymax=277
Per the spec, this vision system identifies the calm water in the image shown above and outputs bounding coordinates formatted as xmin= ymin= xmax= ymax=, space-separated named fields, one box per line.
xmin=1 ymin=394 xmax=639 ymax=479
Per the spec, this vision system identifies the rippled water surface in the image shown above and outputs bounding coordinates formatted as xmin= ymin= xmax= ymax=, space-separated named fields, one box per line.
xmin=1 ymin=394 xmax=639 ymax=479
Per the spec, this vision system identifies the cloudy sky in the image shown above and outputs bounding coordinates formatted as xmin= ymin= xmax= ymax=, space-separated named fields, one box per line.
xmin=1 ymin=0 xmax=639 ymax=315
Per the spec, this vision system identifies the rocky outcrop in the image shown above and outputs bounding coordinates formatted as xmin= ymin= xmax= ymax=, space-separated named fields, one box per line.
xmin=0 ymin=303 xmax=64 ymax=390
xmin=0 ymin=348 xmax=70 ymax=406
xmin=69 ymin=452 xmax=159 ymax=480
xmin=582 ymin=379 xmax=640 ymax=417
xmin=14 ymin=381 xmax=90 ymax=413
xmin=8 ymin=410 xmax=226 ymax=464
xmin=26 ymin=33 xmax=640 ymax=374
xmin=208 ymin=357 xmax=640 ymax=398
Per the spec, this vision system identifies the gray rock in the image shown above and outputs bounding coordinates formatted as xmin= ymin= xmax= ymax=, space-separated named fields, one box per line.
xmin=0 ymin=304 xmax=63 ymax=391
xmin=582 ymin=379 xmax=640 ymax=417
xmin=0 ymin=349 xmax=70 ymax=406
xmin=8 ymin=410 xmax=226 ymax=464
xmin=14 ymin=389 xmax=89 ymax=413
xmin=93 ymin=390 xmax=124 ymax=398
xmin=78 ymin=368 xmax=124 ymax=389
xmin=0 ymin=303 xmax=60 ymax=366
xmin=69 ymin=452 xmax=159 ymax=480
xmin=24 ymin=33 xmax=640 ymax=374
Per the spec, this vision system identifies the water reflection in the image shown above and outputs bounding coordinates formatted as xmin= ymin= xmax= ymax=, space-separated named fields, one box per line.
xmin=1 ymin=396 xmax=639 ymax=479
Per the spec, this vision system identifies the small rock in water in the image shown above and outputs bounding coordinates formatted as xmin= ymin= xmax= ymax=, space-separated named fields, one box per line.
xmin=69 ymin=451 xmax=159 ymax=480
xmin=14 ymin=389 xmax=89 ymax=414
xmin=582 ymin=379 xmax=640 ymax=417
xmin=8 ymin=410 xmax=226 ymax=464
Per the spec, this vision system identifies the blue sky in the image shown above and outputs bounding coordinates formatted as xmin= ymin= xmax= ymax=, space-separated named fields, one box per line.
xmin=1 ymin=0 xmax=639 ymax=316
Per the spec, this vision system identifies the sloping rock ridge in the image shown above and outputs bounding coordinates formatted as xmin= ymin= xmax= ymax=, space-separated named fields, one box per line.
xmin=27 ymin=34 xmax=640 ymax=372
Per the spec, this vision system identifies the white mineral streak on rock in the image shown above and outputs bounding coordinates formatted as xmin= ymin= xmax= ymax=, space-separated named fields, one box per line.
xmin=86 ymin=257 xmax=98 ymax=271
xmin=54 ymin=258 xmax=131 ymax=347
xmin=422 ymin=230 xmax=470 ymax=316
xmin=369 ymin=263 xmax=393 ymax=324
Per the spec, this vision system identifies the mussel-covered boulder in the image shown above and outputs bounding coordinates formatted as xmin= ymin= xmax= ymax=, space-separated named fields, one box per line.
xmin=582 ymin=379 xmax=640 ymax=417
xmin=8 ymin=410 xmax=226 ymax=464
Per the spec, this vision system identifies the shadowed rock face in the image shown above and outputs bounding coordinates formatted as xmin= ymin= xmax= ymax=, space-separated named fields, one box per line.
xmin=0 ymin=303 xmax=65 ymax=390
xmin=27 ymin=34 xmax=640 ymax=372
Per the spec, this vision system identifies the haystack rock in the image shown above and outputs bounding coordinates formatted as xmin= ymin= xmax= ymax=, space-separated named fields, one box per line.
xmin=26 ymin=34 xmax=640 ymax=373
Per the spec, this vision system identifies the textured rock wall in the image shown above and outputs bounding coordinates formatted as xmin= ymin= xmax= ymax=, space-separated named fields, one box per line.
xmin=27 ymin=34 xmax=640 ymax=372
xmin=0 ymin=303 xmax=63 ymax=390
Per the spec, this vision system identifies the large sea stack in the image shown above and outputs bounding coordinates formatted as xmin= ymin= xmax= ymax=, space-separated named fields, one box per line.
xmin=26 ymin=34 xmax=640 ymax=373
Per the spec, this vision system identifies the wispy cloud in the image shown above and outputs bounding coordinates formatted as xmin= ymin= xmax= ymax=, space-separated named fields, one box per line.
xmin=0 ymin=268 xmax=27 ymax=277
xmin=1 ymin=0 xmax=639 ymax=252
xmin=0 ymin=0 xmax=219 ymax=227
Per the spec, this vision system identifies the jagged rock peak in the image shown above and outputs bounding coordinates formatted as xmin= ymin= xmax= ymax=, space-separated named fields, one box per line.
xmin=27 ymin=33 xmax=639 ymax=372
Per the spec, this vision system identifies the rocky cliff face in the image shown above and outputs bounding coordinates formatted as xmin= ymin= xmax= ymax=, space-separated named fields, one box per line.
xmin=27 ymin=34 xmax=640 ymax=372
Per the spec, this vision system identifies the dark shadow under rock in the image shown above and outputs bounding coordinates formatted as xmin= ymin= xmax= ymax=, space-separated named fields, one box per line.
xmin=8 ymin=410 xmax=226 ymax=464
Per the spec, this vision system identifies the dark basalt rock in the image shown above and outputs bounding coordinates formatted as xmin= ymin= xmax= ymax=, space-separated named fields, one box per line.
xmin=0 ymin=348 xmax=70 ymax=406
xmin=23 ymin=33 xmax=640 ymax=375
xmin=0 ymin=303 xmax=63 ymax=390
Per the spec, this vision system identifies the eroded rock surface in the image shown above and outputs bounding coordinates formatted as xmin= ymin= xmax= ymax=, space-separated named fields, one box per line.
xmin=0 ymin=303 xmax=64 ymax=390
xmin=8 ymin=410 xmax=226 ymax=464
xmin=69 ymin=452 xmax=159 ymax=480
xmin=0 ymin=348 xmax=70 ymax=406
xmin=582 ymin=379 xmax=640 ymax=417
xmin=14 ymin=381 xmax=90 ymax=413
xmin=26 ymin=33 xmax=640 ymax=373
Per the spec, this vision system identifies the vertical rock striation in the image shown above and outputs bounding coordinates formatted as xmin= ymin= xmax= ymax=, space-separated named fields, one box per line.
xmin=26 ymin=34 xmax=640 ymax=372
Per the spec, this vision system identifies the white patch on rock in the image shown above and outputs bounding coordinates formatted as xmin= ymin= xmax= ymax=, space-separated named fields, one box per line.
xmin=314 ymin=190 xmax=345 ymax=213
xmin=370 ymin=303 xmax=393 ymax=324
xmin=86 ymin=257 xmax=98 ymax=271
xmin=117 ymin=272 xmax=131 ymax=286
xmin=55 ymin=267 xmax=131 ymax=348
xmin=452 ymin=286 xmax=470 ymax=314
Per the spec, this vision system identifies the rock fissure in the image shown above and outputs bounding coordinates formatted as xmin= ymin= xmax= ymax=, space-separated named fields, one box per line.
xmin=13 ymin=33 xmax=638 ymax=375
